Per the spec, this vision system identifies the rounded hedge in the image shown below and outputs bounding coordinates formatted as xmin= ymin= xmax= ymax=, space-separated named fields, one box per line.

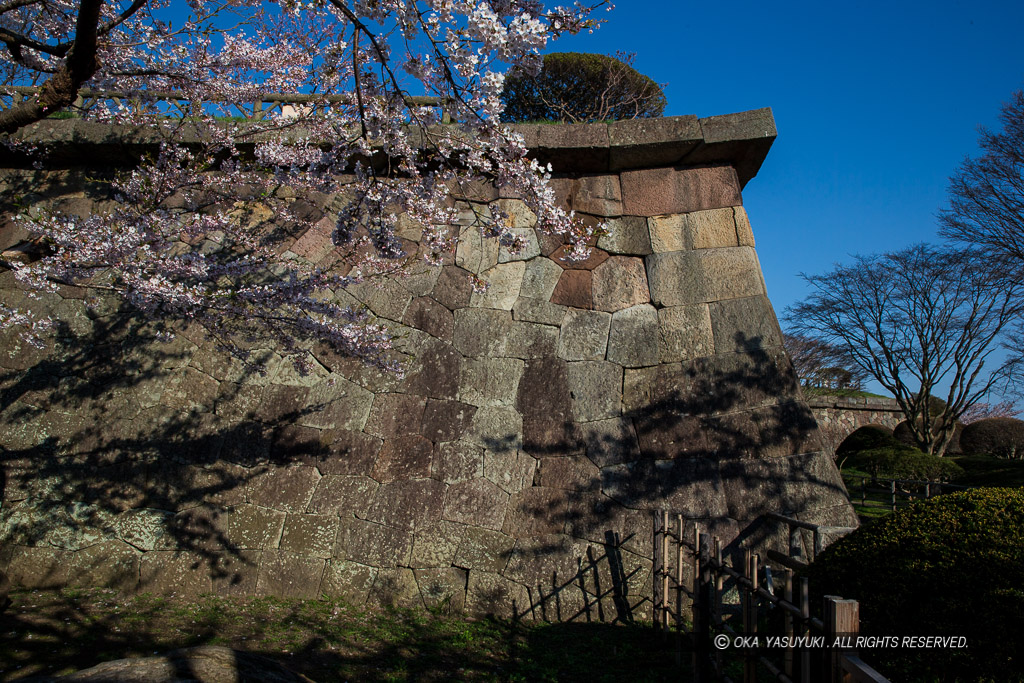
xmin=805 ymin=488 xmax=1024 ymax=681
xmin=960 ymin=417 xmax=1024 ymax=459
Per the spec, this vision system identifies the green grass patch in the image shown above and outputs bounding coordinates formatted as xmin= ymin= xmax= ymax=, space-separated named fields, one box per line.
xmin=0 ymin=589 xmax=686 ymax=682
xmin=951 ymin=454 xmax=1024 ymax=487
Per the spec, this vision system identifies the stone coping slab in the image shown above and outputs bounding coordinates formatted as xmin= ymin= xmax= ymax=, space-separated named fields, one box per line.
xmin=3 ymin=109 xmax=777 ymax=186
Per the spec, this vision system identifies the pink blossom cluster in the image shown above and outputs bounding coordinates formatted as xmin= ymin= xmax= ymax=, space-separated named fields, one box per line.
xmin=1 ymin=0 xmax=612 ymax=371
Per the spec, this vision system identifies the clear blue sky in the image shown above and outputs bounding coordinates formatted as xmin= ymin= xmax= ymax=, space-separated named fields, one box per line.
xmin=550 ymin=0 xmax=1024 ymax=398
xmin=552 ymin=0 xmax=1024 ymax=316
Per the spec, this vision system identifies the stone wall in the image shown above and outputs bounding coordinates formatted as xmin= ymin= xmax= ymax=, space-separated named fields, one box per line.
xmin=806 ymin=395 xmax=904 ymax=453
xmin=0 ymin=110 xmax=857 ymax=619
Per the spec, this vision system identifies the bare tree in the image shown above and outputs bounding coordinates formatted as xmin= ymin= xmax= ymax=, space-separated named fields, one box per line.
xmin=939 ymin=89 xmax=1024 ymax=395
xmin=783 ymin=332 xmax=868 ymax=392
xmin=786 ymin=244 xmax=1023 ymax=456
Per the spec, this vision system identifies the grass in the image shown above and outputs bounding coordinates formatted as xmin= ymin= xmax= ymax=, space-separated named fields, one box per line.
xmin=840 ymin=454 xmax=1024 ymax=523
xmin=0 ymin=589 xmax=687 ymax=682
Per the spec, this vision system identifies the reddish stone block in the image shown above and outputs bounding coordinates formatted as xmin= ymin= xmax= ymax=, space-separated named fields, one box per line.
xmin=549 ymin=269 xmax=592 ymax=309
xmin=620 ymin=165 xmax=742 ymax=216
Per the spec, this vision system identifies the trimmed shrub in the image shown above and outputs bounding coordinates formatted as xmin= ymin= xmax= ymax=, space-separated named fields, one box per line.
xmin=835 ymin=425 xmax=897 ymax=458
xmin=805 ymin=488 xmax=1024 ymax=681
xmin=500 ymin=52 xmax=666 ymax=124
xmin=960 ymin=417 xmax=1024 ymax=459
xmin=845 ymin=445 xmax=964 ymax=481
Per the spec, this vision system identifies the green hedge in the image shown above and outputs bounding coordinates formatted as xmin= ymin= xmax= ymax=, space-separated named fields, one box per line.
xmin=845 ymin=445 xmax=964 ymax=481
xmin=960 ymin=417 xmax=1024 ymax=459
xmin=805 ymin=488 xmax=1024 ymax=681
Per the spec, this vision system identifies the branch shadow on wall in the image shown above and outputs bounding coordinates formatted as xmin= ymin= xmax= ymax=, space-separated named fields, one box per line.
xmin=503 ymin=331 xmax=856 ymax=622
xmin=0 ymin=295 xmax=343 ymax=593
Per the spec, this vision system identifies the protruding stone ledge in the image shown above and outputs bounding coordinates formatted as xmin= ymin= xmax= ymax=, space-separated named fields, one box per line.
xmin=2 ymin=108 xmax=777 ymax=185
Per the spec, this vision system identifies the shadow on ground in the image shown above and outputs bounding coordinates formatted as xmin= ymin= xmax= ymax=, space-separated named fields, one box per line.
xmin=0 ymin=589 xmax=688 ymax=682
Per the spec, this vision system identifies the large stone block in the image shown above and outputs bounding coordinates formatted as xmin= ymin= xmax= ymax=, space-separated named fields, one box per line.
xmin=295 ymin=377 xmax=374 ymax=432
xmin=685 ymin=207 xmax=740 ymax=249
xmin=307 ymin=475 xmax=379 ymax=516
xmin=256 ymin=550 xmax=325 ymax=598
xmin=503 ymin=486 xmax=569 ymax=536
xmin=519 ymin=257 xmax=563 ymax=300
xmin=596 ymin=216 xmax=652 ymax=255
xmin=566 ymin=361 xmax=623 ymax=422
xmin=455 ymin=225 xmax=499 ymax=274
xmin=512 ymin=297 xmax=567 ymax=326
xmin=453 ymin=308 xmax=513 ymax=357
xmin=658 ymin=305 xmax=715 ymax=363
xmin=403 ymin=296 xmax=455 ymax=341
xmin=470 ymin=261 xmax=526 ymax=310
xmin=421 ymin=399 xmax=477 ymax=442
xmin=621 ymin=165 xmax=742 ymax=216
xmin=431 ymin=441 xmax=484 ymax=484
xmin=415 ymin=567 xmax=468 ymax=613
xmin=709 ymin=294 xmax=784 ymax=354
xmin=459 ymin=357 xmax=525 ymax=407
xmin=225 ymin=504 xmax=286 ymax=550
xmin=592 ymin=256 xmax=650 ymax=313
xmin=549 ymin=269 xmax=592 ymax=309
xmin=556 ymin=309 xmax=611 ymax=361
xmin=321 ymin=559 xmax=377 ymax=603
xmin=370 ymin=434 xmax=434 ymax=483
xmin=442 ymin=477 xmax=509 ymax=530
xmin=364 ymin=478 xmax=445 ymax=529
xmin=645 ymin=247 xmax=765 ymax=307
xmin=432 ymin=265 xmax=474 ymax=310
xmin=247 ymin=465 xmax=321 ymax=513
xmin=606 ymin=304 xmax=660 ymax=368
xmin=572 ymin=174 xmax=622 ymax=216
xmin=341 ymin=518 xmax=413 ymax=567
xmin=410 ymin=520 xmax=465 ymax=568
xmin=648 ymin=214 xmax=689 ymax=253
xmin=465 ymin=406 xmax=523 ymax=456
xmin=280 ymin=513 xmax=338 ymax=558
xmin=454 ymin=526 xmax=515 ymax=573
xmin=506 ymin=320 xmax=558 ymax=359
xmin=498 ymin=228 xmax=541 ymax=263
xmin=364 ymin=393 xmax=427 ymax=439
xmin=318 ymin=430 xmax=383 ymax=476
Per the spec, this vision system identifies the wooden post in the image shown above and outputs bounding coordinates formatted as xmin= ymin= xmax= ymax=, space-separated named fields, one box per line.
xmin=676 ymin=514 xmax=685 ymax=664
xmin=693 ymin=523 xmax=707 ymax=682
xmin=662 ymin=510 xmax=670 ymax=632
xmin=890 ymin=480 xmax=897 ymax=511
xmin=824 ymin=596 xmax=859 ymax=683
xmin=861 ymin=476 xmax=866 ymax=506
xmin=744 ymin=551 xmax=758 ymax=683
xmin=926 ymin=482 xmax=932 ymax=499
xmin=800 ymin=577 xmax=811 ymax=680
xmin=783 ymin=569 xmax=794 ymax=679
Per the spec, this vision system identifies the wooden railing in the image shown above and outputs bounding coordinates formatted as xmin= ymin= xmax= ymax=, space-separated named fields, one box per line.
xmin=653 ymin=512 xmax=891 ymax=682
xmin=846 ymin=475 xmax=970 ymax=513
xmin=0 ymin=85 xmax=452 ymax=123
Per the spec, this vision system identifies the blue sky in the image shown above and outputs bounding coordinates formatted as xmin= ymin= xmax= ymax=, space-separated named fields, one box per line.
xmin=549 ymin=0 xmax=1024 ymax=397
xmin=551 ymin=1 xmax=1024 ymax=313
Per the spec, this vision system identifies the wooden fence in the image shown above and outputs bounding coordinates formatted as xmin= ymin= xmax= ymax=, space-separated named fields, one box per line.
xmin=0 ymin=85 xmax=451 ymax=123
xmin=846 ymin=475 xmax=970 ymax=513
xmin=653 ymin=511 xmax=890 ymax=682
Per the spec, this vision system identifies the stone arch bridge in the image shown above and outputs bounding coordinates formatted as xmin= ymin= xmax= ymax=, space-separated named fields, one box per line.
xmin=806 ymin=394 xmax=904 ymax=453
